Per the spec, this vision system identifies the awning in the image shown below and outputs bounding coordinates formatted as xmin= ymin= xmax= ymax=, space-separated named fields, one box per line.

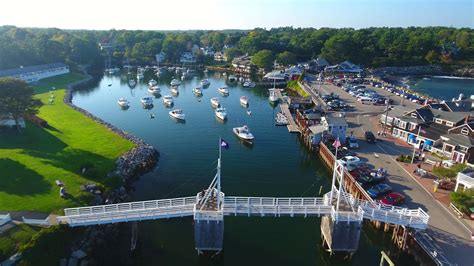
xmin=408 ymin=134 xmax=417 ymax=140
xmin=424 ymin=139 xmax=434 ymax=146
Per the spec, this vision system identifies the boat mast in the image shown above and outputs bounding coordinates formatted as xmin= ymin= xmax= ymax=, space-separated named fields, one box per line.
xmin=273 ymin=60 xmax=276 ymax=89
xmin=217 ymin=138 xmax=222 ymax=209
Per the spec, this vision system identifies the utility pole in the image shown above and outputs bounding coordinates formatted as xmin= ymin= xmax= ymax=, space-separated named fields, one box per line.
xmin=411 ymin=126 xmax=422 ymax=164
xmin=383 ymin=96 xmax=390 ymax=136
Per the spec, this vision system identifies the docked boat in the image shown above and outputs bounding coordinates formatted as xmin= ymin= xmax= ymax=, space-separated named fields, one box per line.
xmin=117 ymin=97 xmax=129 ymax=108
xmin=170 ymin=86 xmax=179 ymax=95
xmin=210 ymin=97 xmax=220 ymax=108
xmin=193 ymin=87 xmax=203 ymax=96
xmin=275 ymin=112 xmax=289 ymax=126
xmin=248 ymin=81 xmax=256 ymax=88
xmin=215 ymin=107 xmax=227 ymax=120
xmin=268 ymin=88 xmax=279 ymax=103
xmin=170 ymin=79 xmax=181 ymax=86
xmin=148 ymin=79 xmax=158 ymax=87
xmin=148 ymin=86 xmax=161 ymax=94
xmin=233 ymin=125 xmax=254 ymax=141
xmin=169 ymin=109 xmax=185 ymax=121
xmin=128 ymin=79 xmax=137 ymax=87
xmin=137 ymin=68 xmax=145 ymax=80
xmin=140 ymin=96 xmax=153 ymax=106
xmin=218 ymin=86 xmax=229 ymax=95
xmin=200 ymin=79 xmax=211 ymax=87
xmin=163 ymin=95 xmax=173 ymax=106
xmin=240 ymin=96 xmax=249 ymax=106
xmin=228 ymin=75 xmax=237 ymax=82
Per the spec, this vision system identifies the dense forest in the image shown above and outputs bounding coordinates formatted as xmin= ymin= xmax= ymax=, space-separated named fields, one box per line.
xmin=0 ymin=26 xmax=473 ymax=73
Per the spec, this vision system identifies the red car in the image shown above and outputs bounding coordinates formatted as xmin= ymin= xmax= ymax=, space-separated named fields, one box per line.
xmin=381 ymin=192 xmax=405 ymax=206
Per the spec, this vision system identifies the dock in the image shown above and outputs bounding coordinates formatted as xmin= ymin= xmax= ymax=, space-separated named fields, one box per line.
xmin=275 ymin=89 xmax=301 ymax=133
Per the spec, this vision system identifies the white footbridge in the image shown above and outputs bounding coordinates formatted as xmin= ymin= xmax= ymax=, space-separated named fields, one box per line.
xmin=57 ymin=140 xmax=429 ymax=253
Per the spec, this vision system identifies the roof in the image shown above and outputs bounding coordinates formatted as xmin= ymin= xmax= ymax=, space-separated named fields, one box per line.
xmin=415 ymin=123 xmax=451 ymax=141
xmin=309 ymin=124 xmax=326 ymax=135
xmin=387 ymin=105 xmax=413 ymax=118
xmin=442 ymin=133 xmax=474 ymax=148
xmin=0 ymin=63 xmax=68 ymax=77
xmin=444 ymin=100 xmax=473 ymax=112
xmin=315 ymin=57 xmax=330 ymax=66
xmin=324 ymin=115 xmax=347 ymax=126
xmin=400 ymin=115 xmax=424 ymax=124
xmin=431 ymin=109 xmax=470 ymax=123
xmin=415 ymin=108 xmax=434 ymax=122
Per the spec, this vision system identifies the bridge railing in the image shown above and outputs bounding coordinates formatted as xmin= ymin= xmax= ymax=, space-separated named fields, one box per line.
xmin=331 ymin=206 xmax=364 ymax=223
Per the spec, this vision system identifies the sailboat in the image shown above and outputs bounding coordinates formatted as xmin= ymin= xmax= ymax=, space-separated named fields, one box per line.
xmin=268 ymin=61 xmax=279 ymax=103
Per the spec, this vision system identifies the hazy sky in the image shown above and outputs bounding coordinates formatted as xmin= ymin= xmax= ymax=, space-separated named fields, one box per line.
xmin=1 ymin=0 xmax=473 ymax=30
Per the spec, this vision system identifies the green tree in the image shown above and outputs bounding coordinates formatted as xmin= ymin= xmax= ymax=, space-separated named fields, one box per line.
xmin=224 ymin=48 xmax=242 ymax=62
xmin=425 ymin=50 xmax=438 ymax=64
xmin=276 ymin=51 xmax=297 ymax=65
xmin=251 ymin=50 xmax=275 ymax=71
xmin=450 ymin=188 xmax=474 ymax=213
xmin=0 ymin=78 xmax=42 ymax=131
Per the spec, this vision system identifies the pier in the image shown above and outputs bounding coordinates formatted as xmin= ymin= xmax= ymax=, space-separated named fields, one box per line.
xmin=275 ymin=89 xmax=301 ymax=133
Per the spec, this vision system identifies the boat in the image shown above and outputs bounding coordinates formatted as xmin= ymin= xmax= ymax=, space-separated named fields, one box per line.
xmin=218 ymin=86 xmax=229 ymax=95
xmin=137 ymin=68 xmax=145 ymax=80
xmin=228 ymin=75 xmax=237 ymax=82
xmin=210 ymin=97 xmax=220 ymax=108
xmin=148 ymin=86 xmax=161 ymax=94
xmin=240 ymin=96 xmax=249 ymax=106
xmin=203 ymin=69 xmax=209 ymax=73
xmin=200 ymin=79 xmax=211 ymax=87
xmin=117 ymin=97 xmax=129 ymax=108
xmin=215 ymin=107 xmax=227 ymax=120
xmin=193 ymin=87 xmax=203 ymax=96
xmin=163 ymin=95 xmax=173 ymax=106
xmin=169 ymin=109 xmax=185 ymax=120
xmin=170 ymin=79 xmax=181 ymax=86
xmin=148 ymin=79 xmax=158 ymax=87
xmin=140 ymin=96 xmax=153 ymax=106
xmin=233 ymin=125 xmax=254 ymax=141
xmin=128 ymin=79 xmax=137 ymax=87
xmin=268 ymin=88 xmax=279 ymax=103
xmin=170 ymin=86 xmax=179 ymax=95
xmin=248 ymin=81 xmax=256 ymax=88
xmin=243 ymin=81 xmax=250 ymax=87
xmin=247 ymin=110 xmax=252 ymax=115
xmin=275 ymin=112 xmax=289 ymax=126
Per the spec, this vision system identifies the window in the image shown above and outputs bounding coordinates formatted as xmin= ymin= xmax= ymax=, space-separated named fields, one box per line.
xmin=435 ymin=118 xmax=442 ymax=124
xmin=411 ymin=113 xmax=418 ymax=118
xmin=339 ymin=126 xmax=343 ymax=130
xmin=444 ymin=145 xmax=453 ymax=153
xmin=446 ymin=121 xmax=454 ymax=127
xmin=328 ymin=126 xmax=332 ymax=131
xmin=459 ymin=146 xmax=468 ymax=152
xmin=461 ymin=127 xmax=469 ymax=135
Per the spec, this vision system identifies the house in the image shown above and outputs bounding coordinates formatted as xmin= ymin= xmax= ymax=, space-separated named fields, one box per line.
xmin=455 ymin=168 xmax=474 ymax=192
xmin=310 ymin=57 xmax=330 ymax=71
xmin=379 ymin=105 xmax=412 ymax=131
xmin=191 ymin=45 xmax=200 ymax=54
xmin=321 ymin=114 xmax=348 ymax=141
xmin=180 ymin=52 xmax=196 ymax=64
xmin=200 ymin=47 xmax=215 ymax=56
xmin=429 ymin=99 xmax=474 ymax=113
xmin=0 ymin=114 xmax=25 ymax=129
xmin=325 ymin=60 xmax=362 ymax=73
xmin=263 ymin=70 xmax=287 ymax=81
xmin=155 ymin=52 xmax=166 ymax=63
xmin=214 ymin=52 xmax=227 ymax=62
xmin=434 ymin=121 xmax=474 ymax=164
xmin=0 ymin=63 xmax=70 ymax=83
xmin=232 ymin=55 xmax=253 ymax=73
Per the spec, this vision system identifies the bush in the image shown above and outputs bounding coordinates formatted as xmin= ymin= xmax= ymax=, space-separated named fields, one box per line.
xmin=433 ymin=164 xmax=468 ymax=179
xmin=450 ymin=189 xmax=474 ymax=214
xmin=396 ymin=154 xmax=412 ymax=163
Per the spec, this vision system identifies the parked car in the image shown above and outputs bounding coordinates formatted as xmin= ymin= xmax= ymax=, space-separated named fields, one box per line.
xmin=346 ymin=137 xmax=359 ymax=149
xmin=339 ymin=156 xmax=361 ymax=165
xmin=356 ymin=175 xmax=374 ymax=186
xmin=365 ymin=131 xmax=376 ymax=143
xmin=381 ymin=192 xmax=405 ymax=206
xmin=366 ymin=183 xmax=392 ymax=198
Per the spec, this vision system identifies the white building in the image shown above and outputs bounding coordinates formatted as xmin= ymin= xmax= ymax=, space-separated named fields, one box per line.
xmin=214 ymin=52 xmax=227 ymax=62
xmin=155 ymin=52 xmax=166 ymax=63
xmin=180 ymin=52 xmax=196 ymax=64
xmin=0 ymin=63 xmax=70 ymax=83
xmin=455 ymin=168 xmax=474 ymax=192
xmin=321 ymin=114 xmax=348 ymax=141
xmin=201 ymin=47 xmax=215 ymax=56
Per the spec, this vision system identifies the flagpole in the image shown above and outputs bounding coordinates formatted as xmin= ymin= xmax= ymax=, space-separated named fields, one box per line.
xmin=411 ymin=126 xmax=421 ymax=164
xmin=217 ymin=138 xmax=221 ymax=209
xmin=329 ymin=138 xmax=339 ymax=204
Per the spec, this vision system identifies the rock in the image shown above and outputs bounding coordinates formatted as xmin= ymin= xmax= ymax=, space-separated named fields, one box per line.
xmin=59 ymin=258 xmax=68 ymax=266
xmin=67 ymin=257 xmax=78 ymax=266
xmin=71 ymin=249 xmax=87 ymax=260
xmin=80 ymin=260 xmax=89 ymax=266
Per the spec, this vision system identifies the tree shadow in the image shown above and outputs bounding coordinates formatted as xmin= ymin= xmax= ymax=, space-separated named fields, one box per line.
xmin=0 ymin=158 xmax=52 ymax=195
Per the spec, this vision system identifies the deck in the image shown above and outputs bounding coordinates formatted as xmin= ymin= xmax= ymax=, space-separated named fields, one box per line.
xmin=274 ymin=89 xmax=301 ymax=133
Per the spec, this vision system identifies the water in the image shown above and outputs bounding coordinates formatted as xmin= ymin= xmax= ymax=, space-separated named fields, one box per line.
xmin=410 ymin=76 xmax=474 ymax=101
xmin=72 ymin=71 xmax=413 ymax=265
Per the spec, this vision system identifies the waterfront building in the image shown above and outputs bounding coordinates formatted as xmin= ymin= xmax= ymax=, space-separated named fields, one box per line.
xmin=180 ymin=52 xmax=196 ymax=64
xmin=214 ymin=51 xmax=227 ymax=62
xmin=0 ymin=63 xmax=70 ymax=83
xmin=231 ymin=55 xmax=253 ymax=74
xmin=455 ymin=168 xmax=474 ymax=192
xmin=320 ymin=114 xmax=348 ymax=141
xmin=200 ymin=47 xmax=215 ymax=56
xmin=325 ymin=60 xmax=362 ymax=73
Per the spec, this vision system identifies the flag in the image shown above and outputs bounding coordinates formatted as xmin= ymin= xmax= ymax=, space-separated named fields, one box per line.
xmin=332 ymin=137 xmax=341 ymax=149
xmin=220 ymin=139 xmax=229 ymax=149
xmin=419 ymin=128 xmax=427 ymax=134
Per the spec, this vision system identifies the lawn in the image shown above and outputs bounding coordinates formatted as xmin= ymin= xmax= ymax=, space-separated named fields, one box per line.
xmin=0 ymin=73 xmax=135 ymax=213
xmin=287 ymin=80 xmax=310 ymax=97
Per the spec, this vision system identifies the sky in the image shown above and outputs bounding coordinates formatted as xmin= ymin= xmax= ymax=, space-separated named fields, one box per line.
xmin=1 ymin=0 xmax=473 ymax=30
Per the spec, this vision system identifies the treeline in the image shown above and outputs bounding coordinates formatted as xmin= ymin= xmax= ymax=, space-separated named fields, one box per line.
xmin=0 ymin=26 xmax=473 ymax=72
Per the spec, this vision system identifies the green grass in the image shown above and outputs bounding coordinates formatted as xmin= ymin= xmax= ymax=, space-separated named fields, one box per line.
xmin=32 ymin=73 xmax=85 ymax=94
xmin=287 ymin=80 xmax=310 ymax=97
xmin=0 ymin=224 xmax=39 ymax=261
xmin=0 ymin=74 xmax=135 ymax=213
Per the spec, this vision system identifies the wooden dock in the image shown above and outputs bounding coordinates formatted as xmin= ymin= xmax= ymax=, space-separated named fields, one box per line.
xmin=275 ymin=89 xmax=301 ymax=133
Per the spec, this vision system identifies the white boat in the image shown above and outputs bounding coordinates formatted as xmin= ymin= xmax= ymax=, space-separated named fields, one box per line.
xmin=170 ymin=79 xmax=181 ymax=86
xmin=163 ymin=95 xmax=173 ymax=106
xmin=243 ymin=81 xmax=251 ymax=87
xmin=193 ymin=87 xmax=203 ymax=96
xmin=218 ymin=86 xmax=229 ymax=95
xmin=170 ymin=86 xmax=179 ymax=95
xmin=228 ymin=75 xmax=237 ymax=82
xmin=233 ymin=125 xmax=254 ymax=141
xmin=117 ymin=97 xmax=129 ymax=108
xmin=148 ymin=86 xmax=161 ymax=94
xmin=275 ymin=112 xmax=289 ymax=126
xmin=210 ymin=97 xmax=220 ymax=108
xmin=128 ymin=79 xmax=137 ymax=87
xmin=137 ymin=68 xmax=145 ymax=80
xmin=204 ymin=69 xmax=209 ymax=73
xmin=148 ymin=79 xmax=158 ymax=87
xmin=140 ymin=96 xmax=153 ymax=106
xmin=169 ymin=109 xmax=185 ymax=120
xmin=215 ymin=107 xmax=227 ymax=120
xmin=240 ymin=96 xmax=249 ymax=106
xmin=248 ymin=81 xmax=256 ymax=88
xmin=200 ymin=79 xmax=211 ymax=87
xmin=268 ymin=88 xmax=279 ymax=103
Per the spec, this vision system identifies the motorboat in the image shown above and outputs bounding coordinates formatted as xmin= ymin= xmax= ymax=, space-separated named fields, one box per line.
xmin=210 ymin=97 xmax=220 ymax=108
xmin=137 ymin=68 xmax=145 ymax=80
xmin=228 ymin=75 xmax=237 ymax=82
xmin=215 ymin=107 xmax=227 ymax=120
xmin=163 ymin=95 xmax=173 ymax=106
xmin=169 ymin=109 xmax=185 ymax=121
xmin=248 ymin=81 xmax=256 ymax=88
xmin=170 ymin=86 xmax=179 ymax=95
xmin=247 ymin=110 xmax=252 ymax=115
xmin=193 ymin=87 xmax=203 ymax=96
xmin=148 ymin=86 xmax=161 ymax=94
xmin=233 ymin=125 xmax=254 ymax=141
xmin=170 ymin=79 xmax=181 ymax=86
xmin=243 ymin=81 xmax=251 ymax=87
xmin=268 ymin=88 xmax=279 ymax=103
xmin=128 ymin=79 xmax=137 ymax=87
xmin=148 ymin=79 xmax=158 ymax=87
xmin=218 ymin=86 xmax=229 ymax=95
xmin=275 ymin=112 xmax=289 ymax=126
xmin=140 ymin=96 xmax=153 ymax=106
xmin=117 ymin=97 xmax=129 ymax=108
xmin=200 ymin=79 xmax=211 ymax=87
xmin=240 ymin=96 xmax=249 ymax=106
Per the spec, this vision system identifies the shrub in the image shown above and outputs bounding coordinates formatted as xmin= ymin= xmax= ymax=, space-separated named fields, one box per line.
xmin=433 ymin=164 xmax=468 ymax=179
xmin=450 ymin=189 xmax=474 ymax=214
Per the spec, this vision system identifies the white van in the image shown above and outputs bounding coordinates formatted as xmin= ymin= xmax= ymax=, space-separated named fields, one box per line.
xmin=358 ymin=97 xmax=376 ymax=104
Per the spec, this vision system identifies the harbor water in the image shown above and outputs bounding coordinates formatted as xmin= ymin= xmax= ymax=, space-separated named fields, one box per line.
xmin=72 ymin=71 xmax=414 ymax=265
